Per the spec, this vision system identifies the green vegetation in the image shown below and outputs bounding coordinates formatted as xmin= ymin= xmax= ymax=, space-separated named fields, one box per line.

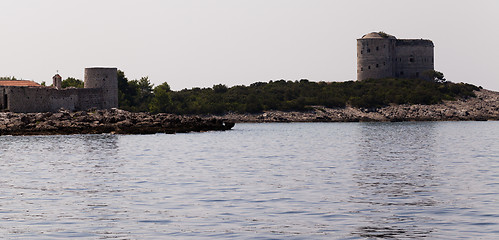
xmin=149 ymin=82 xmax=173 ymax=113
xmin=423 ymin=70 xmax=446 ymax=83
xmin=61 ymin=77 xmax=84 ymax=88
xmin=116 ymin=71 xmax=479 ymax=114
xmin=378 ymin=31 xmax=390 ymax=38
xmin=0 ymin=76 xmax=17 ymax=81
xmin=117 ymin=70 xmax=154 ymax=112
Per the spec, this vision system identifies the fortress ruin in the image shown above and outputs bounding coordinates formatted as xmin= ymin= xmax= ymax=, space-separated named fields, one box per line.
xmin=357 ymin=32 xmax=434 ymax=81
xmin=0 ymin=67 xmax=118 ymax=113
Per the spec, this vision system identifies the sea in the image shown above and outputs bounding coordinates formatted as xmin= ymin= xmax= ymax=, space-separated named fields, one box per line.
xmin=0 ymin=121 xmax=498 ymax=239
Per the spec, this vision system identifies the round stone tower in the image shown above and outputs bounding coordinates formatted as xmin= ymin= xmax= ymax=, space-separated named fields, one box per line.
xmin=357 ymin=32 xmax=397 ymax=81
xmin=84 ymin=67 xmax=118 ymax=109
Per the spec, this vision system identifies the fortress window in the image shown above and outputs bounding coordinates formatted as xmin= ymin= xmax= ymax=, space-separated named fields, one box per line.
xmin=400 ymin=71 xmax=404 ymax=75
xmin=376 ymin=64 xmax=379 ymax=68
xmin=368 ymin=66 xmax=371 ymax=70
xmin=376 ymin=46 xmax=379 ymax=51
xmin=367 ymin=48 xmax=371 ymax=53
xmin=409 ymin=58 xmax=414 ymax=63
xmin=361 ymin=50 xmax=363 ymax=54
xmin=383 ymin=62 xmax=386 ymax=66
xmin=361 ymin=67 xmax=364 ymax=71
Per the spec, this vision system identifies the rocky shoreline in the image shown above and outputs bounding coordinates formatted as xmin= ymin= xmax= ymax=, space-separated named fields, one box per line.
xmin=0 ymin=109 xmax=235 ymax=136
xmin=215 ymin=89 xmax=499 ymax=122
xmin=0 ymin=89 xmax=497 ymax=136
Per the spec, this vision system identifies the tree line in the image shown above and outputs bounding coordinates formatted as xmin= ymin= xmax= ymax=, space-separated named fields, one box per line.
xmin=56 ymin=70 xmax=480 ymax=114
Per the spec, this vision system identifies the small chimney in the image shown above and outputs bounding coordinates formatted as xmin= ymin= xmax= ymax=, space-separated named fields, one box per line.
xmin=53 ymin=73 xmax=62 ymax=89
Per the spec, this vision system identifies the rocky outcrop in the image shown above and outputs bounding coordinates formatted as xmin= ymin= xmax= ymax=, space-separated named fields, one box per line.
xmin=0 ymin=109 xmax=235 ymax=136
xmin=215 ymin=89 xmax=499 ymax=122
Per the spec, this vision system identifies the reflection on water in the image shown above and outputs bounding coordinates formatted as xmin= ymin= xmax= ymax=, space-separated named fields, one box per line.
xmin=353 ymin=122 xmax=437 ymax=238
xmin=0 ymin=122 xmax=498 ymax=239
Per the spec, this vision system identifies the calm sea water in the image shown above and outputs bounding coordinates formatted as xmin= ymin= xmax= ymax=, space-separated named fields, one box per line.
xmin=0 ymin=122 xmax=498 ymax=239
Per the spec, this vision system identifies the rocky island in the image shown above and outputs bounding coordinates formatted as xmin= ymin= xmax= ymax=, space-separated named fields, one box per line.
xmin=0 ymin=89 xmax=497 ymax=136
xmin=0 ymin=108 xmax=234 ymax=136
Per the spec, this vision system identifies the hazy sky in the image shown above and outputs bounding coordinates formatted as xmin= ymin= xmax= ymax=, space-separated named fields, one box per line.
xmin=1 ymin=0 xmax=498 ymax=90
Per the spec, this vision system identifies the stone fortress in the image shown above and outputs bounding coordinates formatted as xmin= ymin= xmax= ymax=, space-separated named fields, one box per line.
xmin=0 ymin=67 xmax=118 ymax=113
xmin=0 ymin=33 xmax=434 ymax=113
xmin=357 ymin=32 xmax=434 ymax=81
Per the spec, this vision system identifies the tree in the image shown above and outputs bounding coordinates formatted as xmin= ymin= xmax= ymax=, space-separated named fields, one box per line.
xmin=137 ymin=77 xmax=154 ymax=97
xmin=149 ymin=82 xmax=173 ymax=113
xmin=117 ymin=70 xmax=135 ymax=109
xmin=61 ymin=77 xmax=84 ymax=88
xmin=213 ymin=84 xmax=228 ymax=93
xmin=117 ymin=70 xmax=152 ymax=111
xmin=124 ymin=76 xmax=154 ymax=112
xmin=424 ymin=70 xmax=446 ymax=83
xmin=0 ymin=76 xmax=17 ymax=81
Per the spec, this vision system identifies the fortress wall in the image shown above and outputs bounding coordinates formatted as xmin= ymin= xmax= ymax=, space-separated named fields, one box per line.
xmin=394 ymin=40 xmax=434 ymax=80
xmin=0 ymin=67 xmax=118 ymax=113
xmin=0 ymin=89 xmax=6 ymax=109
xmin=2 ymin=87 xmax=80 ymax=113
xmin=357 ymin=38 xmax=396 ymax=80
xmin=76 ymin=88 xmax=104 ymax=110
xmin=84 ymin=67 xmax=118 ymax=109
xmin=357 ymin=33 xmax=435 ymax=81
xmin=0 ymin=87 xmax=105 ymax=113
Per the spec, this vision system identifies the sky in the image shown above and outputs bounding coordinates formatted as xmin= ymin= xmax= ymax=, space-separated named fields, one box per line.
xmin=1 ymin=0 xmax=498 ymax=91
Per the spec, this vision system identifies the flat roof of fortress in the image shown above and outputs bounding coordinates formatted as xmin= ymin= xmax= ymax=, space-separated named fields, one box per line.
xmin=0 ymin=80 xmax=41 ymax=87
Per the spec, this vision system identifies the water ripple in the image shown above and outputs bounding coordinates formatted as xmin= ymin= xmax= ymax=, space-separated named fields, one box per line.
xmin=0 ymin=122 xmax=497 ymax=239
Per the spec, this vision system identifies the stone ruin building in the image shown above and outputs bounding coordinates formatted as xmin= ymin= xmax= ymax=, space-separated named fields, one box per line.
xmin=357 ymin=32 xmax=434 ymax=81
xmin=0 ymin=67 xmax=118 ymax=113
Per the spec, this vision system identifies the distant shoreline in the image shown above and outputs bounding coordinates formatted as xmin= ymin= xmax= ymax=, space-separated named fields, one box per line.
xmin=214 ymin=89 xmax=499 ymax=123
